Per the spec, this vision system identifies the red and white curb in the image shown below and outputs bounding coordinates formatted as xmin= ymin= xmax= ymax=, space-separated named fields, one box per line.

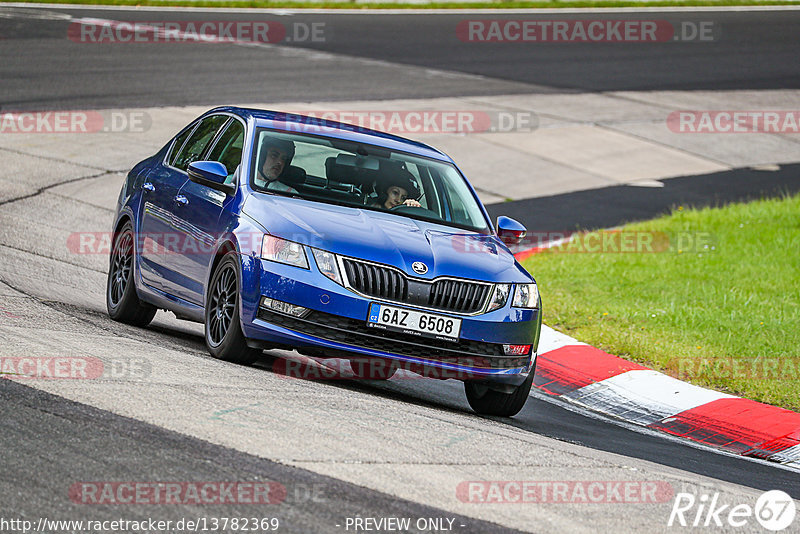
xmin=532 ymin=325 xmax=800 ymax=469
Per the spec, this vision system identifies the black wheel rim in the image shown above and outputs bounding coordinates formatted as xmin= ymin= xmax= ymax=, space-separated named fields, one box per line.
xmin=109 ymin=231 xmax=133 ymax=307
xmin=208 ymin=264 xmax=236 ymax=345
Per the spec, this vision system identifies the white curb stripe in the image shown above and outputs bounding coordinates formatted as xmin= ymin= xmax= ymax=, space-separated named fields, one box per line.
xmin=536 ymin=324 xmax=585 ymax=355
xmin=770 ymin=444 xmax=800 ymax=467
xmin=562 ymin=369 xmax=736 ymax=426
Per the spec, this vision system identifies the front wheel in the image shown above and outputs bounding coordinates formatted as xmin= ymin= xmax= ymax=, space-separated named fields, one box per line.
xmin=106 ymin=222 xmax=156 ymax=327
xmin=464 ymin=370 xmax=534 ymax=417
xmin=205 ymin=254 xmax=260 ymax=365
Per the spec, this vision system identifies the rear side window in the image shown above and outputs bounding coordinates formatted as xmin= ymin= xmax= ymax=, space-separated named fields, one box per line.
xmin=172 ymin=115 xmax=229 ymax=171
xmin=207 ymin=119 xmax=245 ymax=176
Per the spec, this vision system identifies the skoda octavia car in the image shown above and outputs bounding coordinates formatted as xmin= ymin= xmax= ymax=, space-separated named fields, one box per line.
xmin=107 ymin=106 xmax=541 ymax=416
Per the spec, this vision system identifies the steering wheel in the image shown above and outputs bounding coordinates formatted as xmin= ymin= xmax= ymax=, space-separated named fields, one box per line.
xmin=390 ymin=204 xmax=439 ymax=218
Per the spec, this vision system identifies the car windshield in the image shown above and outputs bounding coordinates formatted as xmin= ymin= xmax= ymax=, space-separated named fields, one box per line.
xmin=250 ymin=128 xmax=491 ymax=233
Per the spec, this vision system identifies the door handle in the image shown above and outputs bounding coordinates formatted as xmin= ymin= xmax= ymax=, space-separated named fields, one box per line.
xmin=142 ymin=182 xmax=155 ymax=192
xmin=174 ymin=195 xmax=189 ymax=206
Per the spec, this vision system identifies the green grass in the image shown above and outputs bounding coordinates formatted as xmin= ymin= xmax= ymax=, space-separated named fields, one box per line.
xmin=522 ymin=194 xmax=800 ymax=411
xmin=5 ymin=0 xmax=800 ymax=9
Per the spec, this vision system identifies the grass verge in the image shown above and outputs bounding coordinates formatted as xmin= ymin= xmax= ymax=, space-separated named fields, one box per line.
xmin=522 ymin=194 xmax=800 ymax=411
xmin=4 ymin=0 xmax=800 ymax=9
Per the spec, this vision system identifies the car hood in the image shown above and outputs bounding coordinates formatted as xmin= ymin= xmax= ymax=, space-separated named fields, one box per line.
xmin=242 ymin=194 xmax=532 ymax=283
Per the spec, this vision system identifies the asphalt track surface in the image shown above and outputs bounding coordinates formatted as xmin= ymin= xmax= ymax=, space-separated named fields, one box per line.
xmin=1 ymin=5 xmax=799 ymax=533
xmin=486 ymin=163 xmax=800 ymax=233
xmin=1 ymin=7 xmax=800 ymax=110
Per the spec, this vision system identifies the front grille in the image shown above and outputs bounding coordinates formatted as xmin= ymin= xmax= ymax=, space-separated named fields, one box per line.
xmin=256 ymin=308 xmax=529 ymax=370
xmin=341 ymin=257 xmax=492 ymax=315
xmin=429 ymin=279 xmax=491 ymax=314
xmin=342 ymin=259 xmax=407 ymax=301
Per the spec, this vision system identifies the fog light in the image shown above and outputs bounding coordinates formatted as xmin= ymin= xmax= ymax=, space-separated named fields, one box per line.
xmin=260 ymin=297 xmax=310 ymax=318
xmin=503 ymin=344 xmax=531 ymax=356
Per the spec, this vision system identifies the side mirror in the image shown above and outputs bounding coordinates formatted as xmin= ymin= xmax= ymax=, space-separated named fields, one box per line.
xmin=496 ymin=216 xmax=527 ymax=246
xmin=187 ymin=161 xmax=235 ymax=195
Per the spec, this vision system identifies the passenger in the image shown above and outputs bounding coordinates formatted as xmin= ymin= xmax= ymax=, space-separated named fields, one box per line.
xmin=371 ymin=171 xmax=422 ymax=210
xmin=255 ymin=138 xmax=298 ymax=194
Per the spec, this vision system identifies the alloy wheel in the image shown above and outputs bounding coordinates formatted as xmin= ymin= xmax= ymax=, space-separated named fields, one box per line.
xmin=208 ymin=264 xmax=237 ymax=345
xmin=109 ymin=231 xmax=133 ymax=306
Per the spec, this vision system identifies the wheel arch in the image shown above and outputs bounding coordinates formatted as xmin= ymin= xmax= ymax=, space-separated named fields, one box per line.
xmin=206 ymin=240 xmax=240 ymax=304
xmin=113 ymin=214 xmax=131 ymax=234
xmin=111 ymin=213 xmax=134 ymax=252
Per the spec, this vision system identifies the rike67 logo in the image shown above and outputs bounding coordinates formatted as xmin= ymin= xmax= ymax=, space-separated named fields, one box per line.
xmin=668 ymin=490 xmax=796 ymax=531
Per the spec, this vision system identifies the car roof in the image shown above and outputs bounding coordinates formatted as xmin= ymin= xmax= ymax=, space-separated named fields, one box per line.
xmin=208 ymin=106 xmax=453 ymax=163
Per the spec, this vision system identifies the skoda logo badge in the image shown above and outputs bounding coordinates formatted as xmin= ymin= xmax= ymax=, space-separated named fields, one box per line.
xmin=412 ymin=262 xmax=428 ymax=275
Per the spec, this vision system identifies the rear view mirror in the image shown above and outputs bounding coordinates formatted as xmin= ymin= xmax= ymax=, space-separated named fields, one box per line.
xmin=497 ymin=216 xmax=527 ymax=246
xmin=336 ymin=153 xmax=379 ymax=170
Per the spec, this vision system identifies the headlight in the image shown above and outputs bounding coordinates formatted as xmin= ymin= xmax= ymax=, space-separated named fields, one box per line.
xmin=260 ymin=235 xmax=308 ymax=269
xmin=312 ymin=248 xmax=342 ymax=285
xmin=512 ymin=283 xmax=539 ymax=309
xmin=487 ymin=284 xmax=511 ymax=312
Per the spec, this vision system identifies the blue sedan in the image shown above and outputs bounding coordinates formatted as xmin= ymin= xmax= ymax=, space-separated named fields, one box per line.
xmin=107 ymin=106 xmax=541 ymax=416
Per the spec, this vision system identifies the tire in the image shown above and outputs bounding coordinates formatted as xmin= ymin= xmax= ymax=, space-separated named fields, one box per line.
xmin=106 ymin=221 xmax=157 ymax=327
xmin=205 ymin=254 xmax=260 ymax=365
xmin=464 ymin=370 xmax=534 ymax=417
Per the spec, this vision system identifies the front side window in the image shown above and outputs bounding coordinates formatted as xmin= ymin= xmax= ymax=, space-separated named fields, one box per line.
xmin=207 ymin=119 xmax=245 ymax=182
xmin=250 ymin=129 xmax=490 ymax=233
xmin=173 ymin=115 xmax=229 ymax=172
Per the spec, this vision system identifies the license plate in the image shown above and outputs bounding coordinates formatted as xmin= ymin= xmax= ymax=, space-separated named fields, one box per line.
xmin=367 ymin=303 xmax=461 ymax=341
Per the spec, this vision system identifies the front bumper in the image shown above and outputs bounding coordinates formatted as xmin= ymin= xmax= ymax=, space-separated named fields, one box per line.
xmin=239 ymin=255 xmax=541 ymax=385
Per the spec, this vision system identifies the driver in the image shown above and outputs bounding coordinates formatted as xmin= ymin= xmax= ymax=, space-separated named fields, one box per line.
xmin=255 ymin=137 xmax=298 ymax=193
xmin=372 ymin=171 xmax=422 ymax=210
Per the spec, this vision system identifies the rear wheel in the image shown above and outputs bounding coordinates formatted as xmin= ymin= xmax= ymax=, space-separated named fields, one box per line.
xmin=205 ymin=255 xmax=260 ymax=365
xmin=106 ymin=222 xmax=156 ymax=327
xmin=464 ymin=370 xmax=534 ymax=417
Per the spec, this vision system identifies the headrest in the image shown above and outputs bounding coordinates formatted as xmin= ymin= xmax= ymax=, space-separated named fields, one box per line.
xmin=280 ymin=165 xmax=306 ymax=185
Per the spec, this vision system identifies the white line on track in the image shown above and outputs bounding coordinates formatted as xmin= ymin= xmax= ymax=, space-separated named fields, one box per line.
xmin=3 ymin=2 xmax=800 ymax=14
